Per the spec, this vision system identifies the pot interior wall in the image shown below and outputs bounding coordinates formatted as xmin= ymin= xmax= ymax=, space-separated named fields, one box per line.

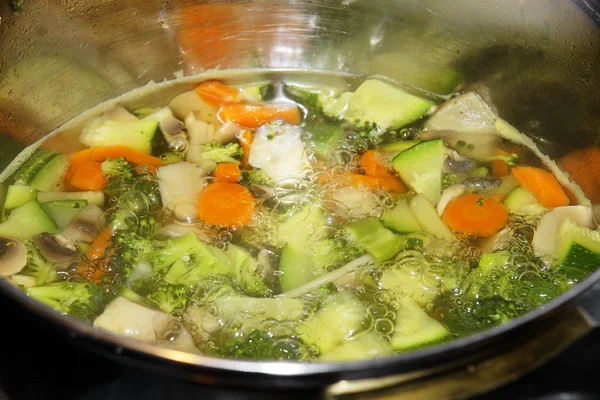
xmin=1 ymin=0 xmax=599 ymax=152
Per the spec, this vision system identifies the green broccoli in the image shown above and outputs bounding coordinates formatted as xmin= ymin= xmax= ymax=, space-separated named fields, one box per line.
xmin=145 ymin=284 xmax=188 ymax=313
xmin=26 ymin=281 xmax=105 ymax=322
xmin=441 ymin=296 xmax=522 ymax=337
xmin=442 ymin=250 xmax=575 ymax=336
xmin=21 ymin=241 xmax=58 ymax=286
xmin=142 ymin=233 xmax=230 ymax=290
xmin=464 ymin=251 xmax=574 ymax=307
xmin=9 ymin=0 xmax=24 ymax=14
xmin=201 ymin=142 xmax=243 ymax=164
xmin=101 ymin=157 xmax=162 ymax=236
xmin=145 ymin=232 xmax=208 ymax=272
xmin=240 ymin=168 xmax=274 ymax=186
xmin=312 ymin=238 xmax=364 ymax=269
xmin=106 ymin=231 xmax=154 ymax=279
xmin=217 ymin=330 xmax=312 ymax=361
xmin=140 ymin=233 xmax=270 ymax=296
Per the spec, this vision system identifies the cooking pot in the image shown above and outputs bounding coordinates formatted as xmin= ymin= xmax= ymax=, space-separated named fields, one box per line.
xmin=2 ymin=0 xmax=600 ymax=398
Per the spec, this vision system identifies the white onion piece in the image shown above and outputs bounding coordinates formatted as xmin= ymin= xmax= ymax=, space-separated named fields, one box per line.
xmin=533 ymin=205 xmax=594 ymax=258
xmin=157 ymin=162 xmax=205 ymax=209
xmin=437 ymin=184 xmax=467 ymax=216
xmin=248 ymin=123 xmax=305 ymax=181
xmin=94 ymin=297 xmax=172 ymax=343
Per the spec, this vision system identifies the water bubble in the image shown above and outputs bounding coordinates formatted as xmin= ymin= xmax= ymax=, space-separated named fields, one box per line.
xmin=374 ymin=318 xmax=394 ymax=335
xmin=367 ymin=303 xmax=388 ymax=318
xmin=373 ymin=291 xmax=390 ymax=304
xmin=172 ymin=202 xmax=199 ymax=224
xmin=218 ymin=230 xmax=233 ymax=243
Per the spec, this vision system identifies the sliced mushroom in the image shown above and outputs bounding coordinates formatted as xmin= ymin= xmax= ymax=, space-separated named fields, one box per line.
xmin=463 ymin=177 xmax=502 ymax=192
xmin=62 ymin=220 xmax=98 ymax=244
xmin=0 ymin=237 xmax=28 ymax=277
xmin=159 ymin=116 xmax=185 ymax=140
xmin=443 ymin=151 xmax=475 ymax=174
xmin=33 ymin=233 xmax=79 ymax=263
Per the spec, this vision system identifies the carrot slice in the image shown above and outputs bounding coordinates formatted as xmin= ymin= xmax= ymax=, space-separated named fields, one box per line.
xmin=219 ymin=104 xmax=301 ymax=128
xmin=357 ymin=150 xmax=407 ymax=193
xmin=491 ymin=149 xmax=511 ymax=177
xmin=68 ymin=160 xmax=108 ymax=191
xmin=557 ymin=146 xmax=600 ymax=203
xmin=442 ymin=193 xmax=509 ymax=237
xmin=360 ymin=150 xmax=390 ymax=177
xmin=197 ymin=183 xmax=255 ymax=228
xmin=238 ymin=129 xmax=254 ymax=169
xmin=511 ymin=166 xmax=569 ymax=208
xmin=214 ymin=163 xmax=241 ymax=182
xmin=77 ymin=226 xmax=115 ymax=282
xmin=195 ymin=80 xmax=242 ymax=107
xmin=69 ymin=145 xmax=164 ymax=167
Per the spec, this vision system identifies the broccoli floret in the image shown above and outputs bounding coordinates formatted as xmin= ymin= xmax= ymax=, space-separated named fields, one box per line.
xmin=240 ymin=168 xmax=274 ymax=186
xmin=26 ymin=281 xmax=105 ymax=322
xmin=101 ymin=157 xmax=162 ymax=236
xmin=10 ymin=0 xmax=24 ymax=14
xmin=217 ymin=330 xmax=311 ymax=361
xmin=201 ymin=142 xmax=243 ymax=164
xmin=106 ymin=231 xmax=154 ymax=279
xmin=464 ymin=251 xmax=574 ymax=307
xmin=142 ymin=233 xmax=270 ymax=295
xmin=441 ymin=296 xmax=521 ymax=337
xmin=101 ymin=157 xmax=135 ymax=178
xmin=312 ymin=238 xmax=364 ymax=269
xmin=21 ymin=241 xmax=58 ymax=286
xmin=145 ymin=232 xmax=207 ymax=272
xmin=144 ymin=233 xmax=229 ymax=289
xmin=146 ymin=284 xmax=188 ymax=313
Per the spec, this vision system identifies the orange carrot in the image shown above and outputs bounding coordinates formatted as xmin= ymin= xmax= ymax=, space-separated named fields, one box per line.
xmin=219 ymin=104 xmax=301 ymax=128
xmin=491 ymin=149 xmax=511 ymax=177
xmin=86 ymin=226 xmax=114 ymax=261
xmin=511 ymin=166 xmax=569 ymax=208
xmin=557 ymin=146 xmax=600 ymax=203
xmin=195 ymin=80 xmax=242 ymax=107
xmin=77 ymin=226 xmax=115 ymax=282
xmin=197 ymin=183 xmax=255 ymax=228
xmin=360 ymin=150 xmax=390 ymax=177
xmin=69 ymin=145 xmax=164 ymax=167
xmin=214 ymin=163 xmax=241 ymax=182
xmin=68 ymin=160 xmax=108 ymax=191
xmin=442 ymin=193 xmax=509 ymax=237
xmin=334 ymin=172 xmax=407 ymax=193
xmin=357 ymin=150 xmax=407 ymax=193
xmin=239 ymin=129 xmax=254 ymax=168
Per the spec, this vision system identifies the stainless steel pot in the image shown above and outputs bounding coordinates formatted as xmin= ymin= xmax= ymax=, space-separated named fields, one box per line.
xmin=2 ymin=1 xmax=600 ymax=398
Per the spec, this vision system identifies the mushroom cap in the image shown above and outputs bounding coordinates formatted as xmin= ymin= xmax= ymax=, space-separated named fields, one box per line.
xmin=0 ymin=237 xmax=28 ymax=277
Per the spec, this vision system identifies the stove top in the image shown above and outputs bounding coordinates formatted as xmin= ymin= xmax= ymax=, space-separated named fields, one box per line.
xmin=2 ymin=301 xmax=600 ymax=400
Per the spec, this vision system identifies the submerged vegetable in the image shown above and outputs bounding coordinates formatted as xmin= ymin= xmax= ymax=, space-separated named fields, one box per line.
xmin=0 ymin=73 xmax=595 ymax=363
